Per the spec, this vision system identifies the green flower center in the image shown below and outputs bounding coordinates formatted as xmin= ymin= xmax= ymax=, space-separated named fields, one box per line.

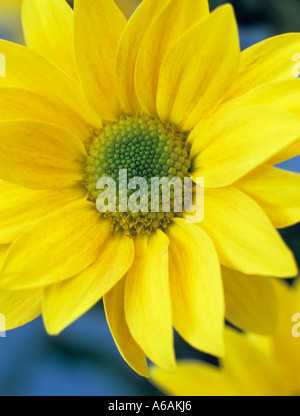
xmin=85 ymin=114 xmax=191 ymax=237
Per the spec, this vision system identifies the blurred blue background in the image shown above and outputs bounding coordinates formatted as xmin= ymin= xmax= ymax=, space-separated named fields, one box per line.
xmin=0 ymin=0 xmax=299 ymax=396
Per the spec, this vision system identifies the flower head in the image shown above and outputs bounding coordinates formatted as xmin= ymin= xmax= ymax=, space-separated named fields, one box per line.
xmin=0 ymin=0 xmax=299 ymax=376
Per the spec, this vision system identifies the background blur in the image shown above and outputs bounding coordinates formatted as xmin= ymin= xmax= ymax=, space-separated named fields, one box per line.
xmin=0 ymin=0 xmax=299 ymax=396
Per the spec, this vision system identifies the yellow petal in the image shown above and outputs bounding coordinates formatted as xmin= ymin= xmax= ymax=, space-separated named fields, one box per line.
xmin=167 ymin=219 xmax=225 ymax=357
xmin=222 ymin=267 xmax=278 ymax=335
xmin=226 ymin=33 xmax=300 ymax=101
xmin=135 ymin=0 xmax=209 ymax=114
xmin=192 ymin=105 xmax=300 ymax=188
xmin=150 ymin=361 xmax=237 ymax=396
xmin=43 ymin=232 xmax=134 ymax=335
xmin=104 ymin=277 xmax=149 ymax=378
xmin=223 ymin=328 xmax=286 ymax=396
xmin=156 ymin=4 xmax=240 ymax=131
xmin=0 ymin=88 xmax=92 ymax=142
xmin=267 ymin=141 xmax=300 ymax=166
xmin=116 ymin=0 xmax=170 ymax=113
xmin=0 ymin=40 xmax=101 ymax=128
xmin=0 ymin=120 xmax=86 ymax=190
xmin=22 ymin=0 xmax=78 ymax=80
xmin=0 ymin=180 xmax=86 ymax=244
xmin=0 ymin=202 xmax=111 ymax=290
xmin=125 ymin=230 xmax=176 ymax=371
xmin=236 ymin=166 xmax=300 ymax=229
xmin=0 ymin=244 xmax=42 ymax=330
xmin=0 ymin=287 xmax=42 ymax=331
xmin=200 ymin=187 xmax=298 ymax=277
xmin=74 ymin=0 xmax=126 ymax=120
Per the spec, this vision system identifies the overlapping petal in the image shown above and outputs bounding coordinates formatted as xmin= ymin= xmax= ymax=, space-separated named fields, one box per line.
xmin=125 ymin=230 xmax=176 ymax=371
xmin=225 ymin=33 xmax=300 ymax=101
xmin=236 ymin=166 xmax=300 ymax=228
xmin=156 ymin=4 xmax=240 ymax=130
xmin=22 ymin=0 xmax=77 ymax=80
xmin=116 ymin=0 xmax=171 ymax=113
xmin=135 ymin=0 xmax=209 ymax=114
xmin=191 ymin=105 xmax=300 ymax=187
xmin=104 ymin=277 xmax=149 ymax=378
xmin=0 ymin=88 xmax=93 ymax=142
xmin=0 ymin=40 xmax=101 ymax=127
xmin=74 ymin=0 xmax=127 ymax=121
xmin=0 ymin=120 xmax=86 ymax=189
xmin=0 ymin=202 xmax=111 ymax=289
xmin=0 ymin=180 xmax=86 ymax=243
xmin=199 ymin=187 xmax=298 ymax=277
xmin=167 ymin=219 xmax=225 ymax=357
xmin=43 ymin=231 xmax=134 ymax=335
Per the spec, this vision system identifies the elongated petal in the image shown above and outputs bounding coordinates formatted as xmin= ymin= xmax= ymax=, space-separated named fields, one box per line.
xmin=135 ymin=0 xmax=209 ymax=114
xmin=223 ymin=328 xmax=286 ymax=396
xmin=267 ymin=141 xmax=300 ymax=166
xmin=0 ymin=287 xmax=42 ymax=331
xmin=156 ymin=4 xmax=240 ymax=131
xmin=192 ymin=105 xmax=300 ymax=187
xmin=0 ymin=202 xmax=111 ymax=289
xmin=125 ymin=230 xmax=176 ymax=371
xmin=151 ymin=361 xmax=237 ymax=396
xmin=0 ymin=40 xmax=101 ymax=127
xmin=74 ymin=0 xmax=126 ymax=120
xmin=104 ymin=277 xmax=149 ymax=377
xmin=167 ymin=219 xmax=225 ymax=357
xmin=43 ymin=232 xmax=134 ymax=335
xmin=200 ymin=187 xmax=298 ymax=277
xmin=189 ymin=80 xmax=300 ymax=148
xmin=0 ymin=88 xmax=92 ymax=143
xmin=236 ymin=166 xmax=300 ymax=228
xmin=116 ymin=0 xmax=170 ymax=113
xmin=226 ymin=33 xmax=300 ymax=100
xmin=0 ymin=120 xmax=86 ymax=190
xmin=222 ymin=267 xmax=278 ymax=335
xmin=0 ymin=245 xmax=42 ymax=330
xmin=22 ymin=0 xmax=77 ymax=80
xmin=0 ymin=181 xmax=86 ymax=244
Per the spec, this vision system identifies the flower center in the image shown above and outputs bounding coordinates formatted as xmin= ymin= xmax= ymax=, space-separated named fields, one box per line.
xmin=85 ymin=114 xmax=191 ymax=237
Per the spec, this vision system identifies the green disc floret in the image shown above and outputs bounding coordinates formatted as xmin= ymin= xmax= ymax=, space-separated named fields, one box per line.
xmin=85 ymin=114 xmax=191 ymax=237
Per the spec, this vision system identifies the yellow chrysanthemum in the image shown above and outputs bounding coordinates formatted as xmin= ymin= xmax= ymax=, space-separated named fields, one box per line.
xmin=151 ymin=279 xmax=300 ymax=396
xmin=0 ymin=0 xmax=299 ymax=377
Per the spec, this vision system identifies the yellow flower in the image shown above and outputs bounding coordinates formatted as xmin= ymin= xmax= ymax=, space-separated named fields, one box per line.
xmin=0 ymin=0 xmax=299 ymax=377
xmin=150 ymin=279 xmax=300 ymax=396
